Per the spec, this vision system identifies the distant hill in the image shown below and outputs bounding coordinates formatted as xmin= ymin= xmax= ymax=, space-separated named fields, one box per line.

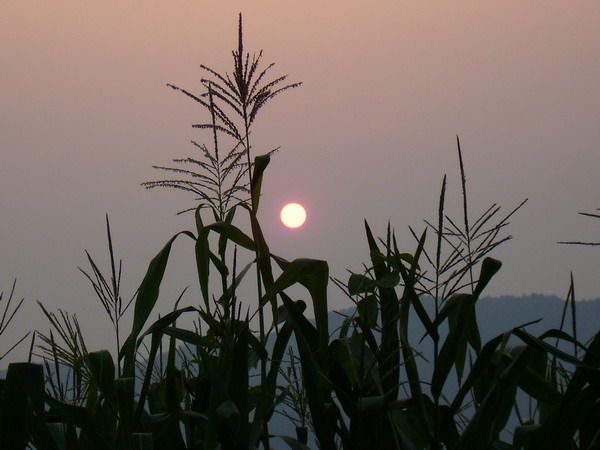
xmin=330 ymin=294 xmax=600 ymax=344
xmin=473 ymin=294 xmax=599 ymax=342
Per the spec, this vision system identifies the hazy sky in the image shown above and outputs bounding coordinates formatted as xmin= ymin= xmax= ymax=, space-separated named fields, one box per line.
xmin=2 ymin=1 xmax=600 ymax=359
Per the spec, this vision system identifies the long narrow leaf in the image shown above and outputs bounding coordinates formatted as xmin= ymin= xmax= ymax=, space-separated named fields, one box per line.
xmin=120 ymin=232 xmax=195 ymax=377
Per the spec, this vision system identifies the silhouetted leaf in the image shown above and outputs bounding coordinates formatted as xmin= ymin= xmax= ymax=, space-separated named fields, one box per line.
xmin=348 ymin=274 xmax=376 ymax=295
xmin=120 ymin=231 xmax=195 ymax=376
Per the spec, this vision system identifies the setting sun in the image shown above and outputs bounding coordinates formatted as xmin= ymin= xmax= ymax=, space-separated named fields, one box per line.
xmin=280 ymin=203 xmax=306 ymax=228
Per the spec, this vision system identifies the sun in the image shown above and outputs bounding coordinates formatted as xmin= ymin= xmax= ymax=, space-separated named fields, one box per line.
xmin=280 ymin=203 xmax=307 ymax=228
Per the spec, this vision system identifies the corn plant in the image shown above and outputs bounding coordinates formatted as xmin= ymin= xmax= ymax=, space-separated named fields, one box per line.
xmin=117 ymin=13 xmax=305 ymax=449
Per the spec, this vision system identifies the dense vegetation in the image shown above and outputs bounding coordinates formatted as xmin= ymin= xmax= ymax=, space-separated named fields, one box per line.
xmin=0 ymin=15 xmax=598 ymax=450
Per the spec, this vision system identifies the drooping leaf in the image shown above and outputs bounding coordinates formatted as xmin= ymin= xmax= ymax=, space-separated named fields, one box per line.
xmin=348 ymin=273 xmax=376 ymax=295
xmin=208 ymin=221 xmax=256 ymax=251
xmin=473 ymin=257 xmax=502 ymax=299
xmin=120 ymin=231 xmax=195 ymax=377
xmin=250 ymin=154 xmax=270 ymax=212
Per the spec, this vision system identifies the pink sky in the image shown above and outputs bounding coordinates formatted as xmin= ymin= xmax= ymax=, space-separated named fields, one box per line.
xmin=2 ymin=1 xmax=600 ymax=358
